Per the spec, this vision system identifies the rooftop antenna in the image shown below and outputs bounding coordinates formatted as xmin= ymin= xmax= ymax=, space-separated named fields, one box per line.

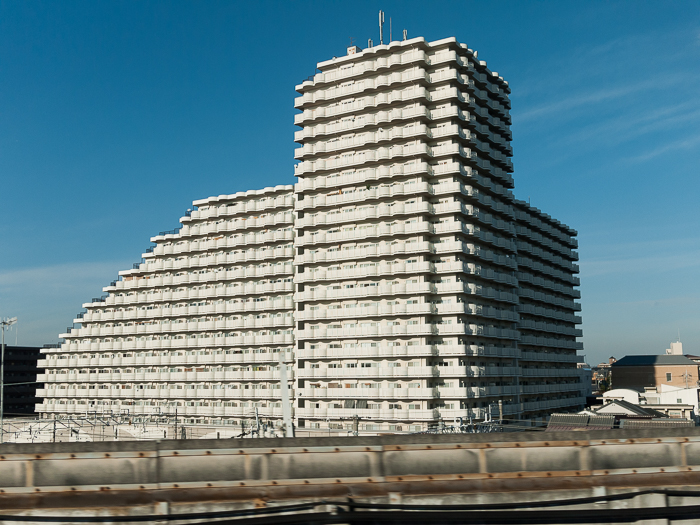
xmin=349 ymin=36 xmax=355 ymax=47
xmin=379 ymin=10 xmax=385 ymax=45
xmin=390 ymin=17 xmax=392 ymax=42
xmin=403 ymin=29 xmax=408 ymax=41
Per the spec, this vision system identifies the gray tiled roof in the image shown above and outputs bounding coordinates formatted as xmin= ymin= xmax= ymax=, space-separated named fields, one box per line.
xmin=612 ymin=355 xmax=697 ymax=366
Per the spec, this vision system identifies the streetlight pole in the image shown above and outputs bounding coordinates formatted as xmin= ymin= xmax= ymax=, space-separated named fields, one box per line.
xmin=1 ymin=317 xmax=18 ymax=444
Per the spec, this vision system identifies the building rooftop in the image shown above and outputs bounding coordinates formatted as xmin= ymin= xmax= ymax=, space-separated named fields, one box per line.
xmin=595 ymin=399 xmax=668 ymax=418
xmin=612 ymin=355 xmax=697 ymax=367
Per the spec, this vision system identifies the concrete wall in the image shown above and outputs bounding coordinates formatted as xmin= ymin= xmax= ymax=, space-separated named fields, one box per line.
xmin=612 ymin=364 xmax=699 ymax=389
xmin=2 ymin=428 xmax=700 ymax=523
xmin=0 ymin=428 xmax=700 ymax=525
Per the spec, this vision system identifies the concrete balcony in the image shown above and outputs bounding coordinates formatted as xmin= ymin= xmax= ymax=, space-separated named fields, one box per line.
xmin=297 ymin=365 xmax=439 ymax=380
xmin=297 ymin=407 xmax=438 ymax=421
xmin=298 ymin=387 xmax=436 ymax=400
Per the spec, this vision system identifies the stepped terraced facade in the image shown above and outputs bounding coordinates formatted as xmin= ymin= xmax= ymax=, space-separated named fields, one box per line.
xmin=36 ymin=37 xmax=584 ymax=431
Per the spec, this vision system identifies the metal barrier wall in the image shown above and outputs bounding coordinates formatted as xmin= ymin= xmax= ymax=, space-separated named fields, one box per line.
xmin=2 ymin=428 xmax=700 ymax=523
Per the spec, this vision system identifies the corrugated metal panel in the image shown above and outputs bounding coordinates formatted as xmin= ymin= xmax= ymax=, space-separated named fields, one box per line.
xmin=548 ymin=414 xmax=589 ymax=427
xmin=621 ymin=419 xmax=695 ymax=429
xmin=588 ymin=415 xmax=615 ymax=428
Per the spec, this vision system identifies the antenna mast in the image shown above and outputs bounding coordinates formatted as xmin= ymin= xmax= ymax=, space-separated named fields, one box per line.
xmin=379 ymin=10 xmax=385 ymax=44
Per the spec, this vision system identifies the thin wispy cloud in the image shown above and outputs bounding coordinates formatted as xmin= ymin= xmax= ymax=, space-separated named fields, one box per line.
xmin=0 ymin=261 xmax=127 ymax=290
xmin=514 ymin=73 xmax=694 ymax=125
xmin=628 ymin=133 xmax=700 ymax=162
xmin=0 ymin=261 xmax=131 ymax=345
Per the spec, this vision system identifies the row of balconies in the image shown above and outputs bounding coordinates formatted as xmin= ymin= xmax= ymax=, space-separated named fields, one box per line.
xmin=151 ymin=229 xmax=294 ymax=254
xmin=514 ymin=207 xmax=577 ymax=248
xmin=306 ymin=46 xmax=505 ymax=99
xmin=297 ymin=365 xmax=519 ymax=379
xmin=297 ymin=201 xmax=437 ymax=227
xmin=54 ymin=334 xmax=295 ymax=352
xmin=515 ymin=224 xmax=577 ymax=259
xmin=294 ymin=97 xmax=507 ymax=145
xmin=297 ymin=240 xmax=429 ymax=265
xmin=296 ymin=142 xmax=443 ymax=175
xmin=179 ymin=196 xmax=294 ymax=223
xmin=66 ymin=316 xmax=294 ymax=338
xmin=39 ymin=351 xmax=294 ymax=368
xmin=296 ymin=302 xmax=517 ymax=323
xmin=296 ymin=386 xmax=518 ymax=401
xmin=517 ymin=304 xmax=582 ymax=325
xmin=81 ymin=297 xmax=294 ymax=323
xmin=297 ymin=262 xmax=428 ymax=284
xmin=298 ymin=51 xmax=507 ymax=108
xmin=37 ymin=403 xmax=287 ymax=418
xmin=296 ymin=159 xmax=511 ymax=202
xmin=296 ymin=60 xmax=429 ymax=105
xmin=109 ymin=265 xmax=293 ymax=292
xmin=94 ymin=282 xmax=294 ymax=309
xmin=297 ymin=407 xmax=438 ymax=421
xmin=298 ymin=385 xmax=517 ymax=400
xmin=38 ymin=369 xmax=292 ymax=383
xmin=435 ymin=241 xmax=518 ymax=270
xmin=297 ymin=345 xmax=437 ymax=360
xmin=294 ymin=114 xmax=508 ymax=179
xmin=519 ymin=351 xmax=579 ymax=364
xmin=296 ymin=220 xmax=435 ymax=245
xmin=517 ymin=240 xmax=578 ymax=271
xmin=296 ymin=406 xmax=515 ymax=421
xmin=520 ymin=383 xmax=583 ymax=395
xmin=297 ymin=322 xmax=519 ymax=342
xmin=297 ymin=180 xmax=515 ymax=225
xmin=295 ymin=70 xmax=433 ymax=124
xmin=295 ymin=115 xmax=509 ymax=165
xmin=81 ymin=299 xmax=293 ymax=325
xmin=106 ymin=276 xmax=294 ymax=301
xmin=129 ymin=247 xmax=294 ymax=275
xmin=296 ymin=244 xmax=517 ymax=280
xmin=37 ymin=388 xmax=290 ymax=400
xmin=295 ymin=280 xmax=518 ymax=305
xmin=297 ymin=254 xmax=516 ymax=288
xmin=296 ymin=168 xmax=427 ymax=196
xmin=296 ymin=103 xmax=430 ymax=137
xmin=517 ymin=256 xmax=580 ymax=286
xmin=178 ymin=213 xmax=294 ymax=237
xmin=519 ymin=366 xmax=581 ymax=378
xmin=518 ymin=288 xmax=581 ymax=312
xmin=428 ymin=67 xmax=510 ymax=118
xmin=37 ymin=383 xmax=582 ymax=404
xmin=297 ymin=119 xmax=508 ymax=160
xmin=518 ymin=320 xmax=583 ymax=338
xmin=519 ymin=335 xmax=583 ymax=351
xmin=298 ymin=387 xmax=435 ymax=400
xmin=296 ymin=88 xmax=440 ymax=134
xmin=517 ymin=272 xmax=580 ymax=298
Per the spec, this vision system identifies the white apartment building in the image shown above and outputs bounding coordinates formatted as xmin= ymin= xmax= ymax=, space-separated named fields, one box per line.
xmin=36 ymin=36 xmax=584 ymax=431
xmin=36 ymin=186 xmax=296 ymax=426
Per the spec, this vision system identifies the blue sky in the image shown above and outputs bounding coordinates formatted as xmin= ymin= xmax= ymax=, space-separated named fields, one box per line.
xmin=1 ymin=1 xmax=698 ymax=365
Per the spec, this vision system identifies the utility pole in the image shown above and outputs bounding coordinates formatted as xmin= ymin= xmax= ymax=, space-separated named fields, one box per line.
xmin=0 ymin=317 xmax=18 ymax=444
xmin=279 ymin=352 xmax=294 ymax=437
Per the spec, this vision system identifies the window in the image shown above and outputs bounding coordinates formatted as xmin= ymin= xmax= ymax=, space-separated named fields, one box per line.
xmin=666 ymin=373 xmax=672 ymax=382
